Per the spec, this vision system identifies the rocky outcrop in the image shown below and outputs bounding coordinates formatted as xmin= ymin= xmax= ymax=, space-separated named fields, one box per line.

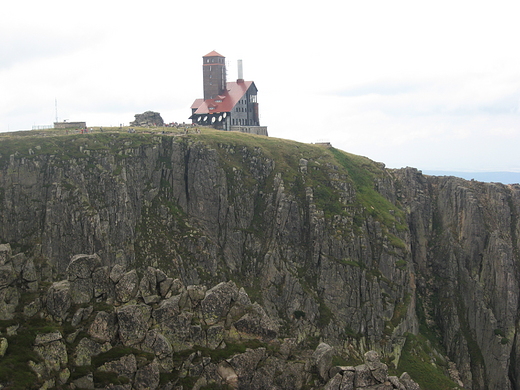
xmin=1 ymin=131 xmax=519 ymax=389
xmin=0 ymin=246 xmax=421 ymax=389
xmin=130 ymin=111 xmax=164 ymax=127
xmin=324 ymin=351 xmax=420 ymax=390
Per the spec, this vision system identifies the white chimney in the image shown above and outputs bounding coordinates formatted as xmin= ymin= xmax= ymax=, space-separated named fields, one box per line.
xmin=237 ymin=59 xmax=244 ymax=82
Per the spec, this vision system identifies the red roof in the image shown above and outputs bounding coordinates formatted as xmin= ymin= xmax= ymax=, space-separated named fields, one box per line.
xmin=191 ymin=98 xmax=204 ymax=110
xmin=194 ymin=81 xmax=255 ymax=115
xmin=203 ymin=50 xmax=224 ymax=58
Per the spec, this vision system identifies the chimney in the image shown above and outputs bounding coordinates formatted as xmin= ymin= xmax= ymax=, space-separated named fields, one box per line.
xmin=237 ymin=59 xmax=244 ymax=83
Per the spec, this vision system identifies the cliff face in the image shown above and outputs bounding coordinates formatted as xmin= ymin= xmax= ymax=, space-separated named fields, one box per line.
xmin=0 ymin=130 xmax=519 ymax=389
xmin=393 ymin=169 xmax=520 ymax=390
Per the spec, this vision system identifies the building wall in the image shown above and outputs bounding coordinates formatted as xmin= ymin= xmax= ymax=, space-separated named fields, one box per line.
xmin=203 ymin=55 xmax=226 ymax=100
xmin=54 ymin=122 xmax=86 ymax=129
xmin=230 ymin=126 xmax=268 ymax=136
xmin=230 ymin=84 xmax=259 ymax=127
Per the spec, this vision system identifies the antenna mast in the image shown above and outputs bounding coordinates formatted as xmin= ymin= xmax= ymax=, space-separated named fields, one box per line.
xmin=55 ymin=98 xmax=58 ymax=123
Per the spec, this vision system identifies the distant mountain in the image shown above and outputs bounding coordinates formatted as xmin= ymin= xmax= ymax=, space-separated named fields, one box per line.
xmin=423 ymin=170 xmax=520 ymax=184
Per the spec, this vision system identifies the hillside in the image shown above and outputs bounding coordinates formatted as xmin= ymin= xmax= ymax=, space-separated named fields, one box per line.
xmin=0 ymin=127 xmax=519 ymax=389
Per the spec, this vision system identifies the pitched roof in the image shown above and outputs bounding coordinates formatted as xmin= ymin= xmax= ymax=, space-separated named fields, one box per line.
xmin=203 ymin=50 xmax=224 ymax=58
xmin=194 ymin=81 xmax=255 ymax=115
xmin=191 ymin=98 xmax=204 ymax=110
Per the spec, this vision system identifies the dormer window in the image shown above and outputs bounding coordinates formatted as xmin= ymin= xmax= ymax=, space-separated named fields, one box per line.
xmin=215 ymin=99 xmax=222 ymax=103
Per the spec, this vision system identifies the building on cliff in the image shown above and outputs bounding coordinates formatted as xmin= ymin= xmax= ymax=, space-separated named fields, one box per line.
xmin=190 ymin=51 xmax=268 ymax=136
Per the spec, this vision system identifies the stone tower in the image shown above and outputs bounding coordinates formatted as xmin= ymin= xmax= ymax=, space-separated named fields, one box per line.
xmin=202 ymin=50 xmax=226 ymax=100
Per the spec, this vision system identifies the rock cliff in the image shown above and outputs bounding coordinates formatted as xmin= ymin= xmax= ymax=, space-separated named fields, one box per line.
xmin=0 ymin=129 xmax=518 ymax=389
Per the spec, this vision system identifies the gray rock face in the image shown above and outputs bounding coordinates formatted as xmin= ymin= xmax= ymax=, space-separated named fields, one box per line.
xmin=0 ymin=244 xmax=419 ymax=389
xmin=2 ymin=132 xmax=520 ymax=388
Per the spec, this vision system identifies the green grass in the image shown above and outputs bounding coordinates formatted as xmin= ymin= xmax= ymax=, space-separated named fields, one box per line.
xmin=0 ymin=130 xmax=162 ymax=169
xmin=330 ymin=148 xmax=406 ymax=231
xmin=398 ymin=333 xmax=459 ymax=390
xmin=0 ymin=316 xmax=66 ymax=389
xmin=317 ymin=298 xmax=333 ymax=328
xmin=91 ymin=346 xmax=154 ymax=367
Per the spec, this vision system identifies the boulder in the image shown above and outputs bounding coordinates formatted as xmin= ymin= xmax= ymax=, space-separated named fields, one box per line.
xmin=23 ymin=297 xmax=42 ymax=317
xmin=116 ymin=304 xmax=152 ymax=346
xmin=158 ymin=278 xmax=173 ymax=298
xmin=152 ymin=294 xmax=181 ymax=323
xmin=399 ymin=372 xmax=421 ymax=390
xmin=0 ymin=264 xmax=16 ymax=288
xmin=134 ymin=360 xmax=160 ymax=390
xmin=324 ymin=372 xmax=343 ymax=390
xmin=73 ymin=337 xmax=111 ymax=366
xmin=66 ymin=254 xmax=101 ymax=304
xmin=341 ymin=369 xmax=356 ymax=390
xmin=0 ymin=244 xmax=11 ymax=265
xmin=33 ymin=332 xmax=68 ymax=373
xmin=73 ymin=374 xmax=94 ymax=389
xmin=89 ymin=311 xmax=118 ymax=343
xmin=186 ymin=284 xmax=206 ymax=306
xmin=98 ymin=353 xmax=137 ymax=380
xmin=154 ymin=306 xmax=194 ymax=351
xmin=93 ymin=266 xmax=115 ymax=301
xmin=312 ymin=342 xmax=334 ymax=382
xmin=110 ymin=264 xmax=126 ymax=283
xmin=70 ymin=306 xmax=93 ymax=327
xmin=201 ymin=281 xmax=238 ymax=325
xmin=141 ymin=330 xmax=173 ymax=359
xmin=233 ymin=302 xmax=278 ymax=340
xmin=70 ymin=278 xmax=93 ymax=304
xmin=22 ymin=260 xmax=39 ymax=291
xmin=228 ymin=347 xmax=266 ymax=381
xmin=115 ymin=270 xmax=139 ymax=303
xmin=0 ymin=286 xmax=19 ymax=320
xmin=354 ymin=364 xmax=378 ymax=388
xmin=206 ymin=324 xmax=224 ymax=349
xmin=139 ymin=266 xmax=158 ymax=298
xmin=130 ymin=111 xmax=164 ymax=127
xmin=364 ymin=350 xmax=388 ymax=383
xmin=0 ymin=337 xmax=8 ymax=357
xmin=67 ymin=254 xmax=101 ymax=281
xmin=46 ymin=280 xmax=71 ymax=320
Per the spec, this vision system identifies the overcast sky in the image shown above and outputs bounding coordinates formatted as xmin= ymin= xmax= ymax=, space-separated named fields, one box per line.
xmin=2 ymin=0 xmax=519 ymax=173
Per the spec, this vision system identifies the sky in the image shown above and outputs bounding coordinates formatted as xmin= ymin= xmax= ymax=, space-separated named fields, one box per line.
xmin=1 ymin=0 xmax=519 ymax=174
